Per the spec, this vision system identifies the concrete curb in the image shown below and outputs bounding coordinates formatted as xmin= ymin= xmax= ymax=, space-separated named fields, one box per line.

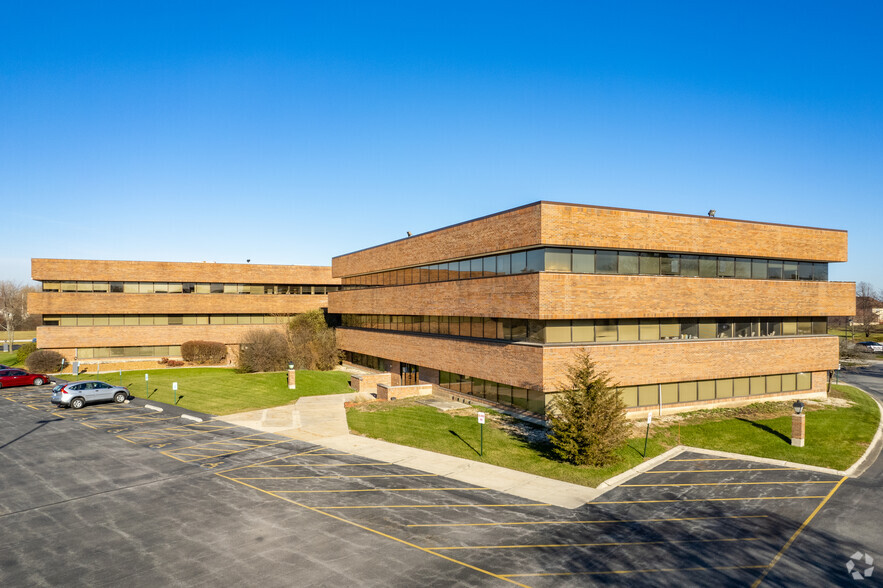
xmin=128 ymin=396 xmax=213 ymax=422
xmin=672 ymin=446 xmax=849 ymax=477
xmin=842 ymin=385 xmax=883 ymax=478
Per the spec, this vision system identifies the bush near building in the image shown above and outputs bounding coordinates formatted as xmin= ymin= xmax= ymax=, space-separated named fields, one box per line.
xmin=547 ymin=351 xmax=630 ymax=467
xmin=238 ymin=329 xmax=289 ymax=373
xmin=181 ymin=340 xmax=227 ymax=364
xmin=25 ymin=349 xmax=64 ymax=373
xmin=287 ymin=310 xmax=339 ymax=371
xmin=16 ymin=341 xmax=37 ymax=364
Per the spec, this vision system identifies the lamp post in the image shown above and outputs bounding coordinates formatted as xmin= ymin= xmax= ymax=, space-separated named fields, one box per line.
xmin=791 ymin=400 xmax=805 ymax=447
xmin=287 ymin=362 xmax=296 ymax=390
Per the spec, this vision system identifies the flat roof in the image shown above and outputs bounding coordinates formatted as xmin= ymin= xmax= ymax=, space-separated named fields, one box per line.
xmin=333 ymin=200 xmax=847 ymax=260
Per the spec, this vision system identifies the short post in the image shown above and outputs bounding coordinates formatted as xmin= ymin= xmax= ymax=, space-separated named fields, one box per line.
xmin=173 ymin=382 xmax=178 ymax=405
xmin=477 ymin=411 xmax=486 ymax=456
xmin=643 ymin=412 xmax=652 ymax=457
xmin=145 ymin=373 xmax=149 ymax=398
xmin=287 ymin=362 xmax=296 ymax=390
xmin=791 ymin=400 xmax=805 ymax=447
xmin=119 ymin=369 xmax=122 ymax=387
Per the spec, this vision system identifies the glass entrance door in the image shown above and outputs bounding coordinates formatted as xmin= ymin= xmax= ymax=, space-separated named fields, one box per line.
xmin=401 ymin=363 xmax=419 ymax=386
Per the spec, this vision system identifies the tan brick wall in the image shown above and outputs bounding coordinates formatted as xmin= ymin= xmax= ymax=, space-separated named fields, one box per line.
xmin=349 ymin=372 xmax=393 ymax=394
xmin=32 ymin=258 xmax=339 ymax=284
xmin=338 ymin=328 xmax=839 ymax=392
xmin=338 ymin=328 xmax=545 ymax=390
xmin=540 ymin=203 xmax=848 ymax=263
xmin=332 ymin=202 xmax=847 ymax=276
xmin=376 ymin=383 xmax=432 ymax=401
xmin=37 ymin=323 xmax=284 ymax=348
xmin=542 ymin=336 xmax=839 ymax=389
xmin=329 ymin=274 xmax=854 ymax=319
xmin=28 ymin=292 xmax=328 ymax=315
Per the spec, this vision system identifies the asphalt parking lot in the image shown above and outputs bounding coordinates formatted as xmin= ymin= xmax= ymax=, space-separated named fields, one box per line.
xmin=0 ymin=384 xmax=851 ymax=587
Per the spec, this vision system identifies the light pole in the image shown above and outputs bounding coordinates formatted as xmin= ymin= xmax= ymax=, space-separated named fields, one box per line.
xmin=791 ymin=400 xmax=805 ymax=447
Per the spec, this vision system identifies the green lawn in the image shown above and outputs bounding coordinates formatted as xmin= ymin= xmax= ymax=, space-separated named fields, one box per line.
xmin=347 ymin=384 xmax=879 ymax=488
xmin=79 ymin=368 xmax=351 ymax=415
xmin=0 ymin=351 xmax=21 ymax=366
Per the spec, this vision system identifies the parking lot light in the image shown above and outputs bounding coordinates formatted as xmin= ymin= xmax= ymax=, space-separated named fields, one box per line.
xmin=791 ymin=400 xmax=806 ymax=447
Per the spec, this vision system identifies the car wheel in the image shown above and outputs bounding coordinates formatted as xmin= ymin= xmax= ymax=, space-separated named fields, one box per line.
xmin=33 ymin=378 xmax=44 ymax=386
xmin=70 ymin=397 xmax=85 ymax=409
xmin=113 ymin=392 xmax=127 ymax=403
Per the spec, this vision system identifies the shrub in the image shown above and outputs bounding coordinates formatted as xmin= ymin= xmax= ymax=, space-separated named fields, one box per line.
xmin=168 ymin=359 xmax=184 ymax=367
xmin=25 ymin=349 xmax=64 ymax=374
xmin=287 ymin=310 xmax=340 ymax=371
xmin=16 ymin=341 xmax=37 ymax=364
xmin=181 ymin=340 xmax=227 ymax=364
xmin=547 ymin=351 xmax=629 ymax=467
xmin=238 ymin=329 xmax=289 ymax=373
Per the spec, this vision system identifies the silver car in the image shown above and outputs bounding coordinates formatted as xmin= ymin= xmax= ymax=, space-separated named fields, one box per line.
xmin=51 ymin=380 xmax=130 ymax=409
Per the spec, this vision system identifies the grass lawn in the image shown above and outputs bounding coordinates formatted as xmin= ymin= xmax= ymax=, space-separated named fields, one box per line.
xmin=347 ymin=384 xmax=879 ymax=488
xmin=78 ymin=368 xmax=351 ymax=415
xmin=0 ymin=351 xmax=21 ymax=366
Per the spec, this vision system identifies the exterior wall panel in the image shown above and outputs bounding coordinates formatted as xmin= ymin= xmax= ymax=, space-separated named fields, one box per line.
xmin=29 ymin=292 xmax=328 ymax=315
xmin=37 ymin=324 xmax=284 ymax=349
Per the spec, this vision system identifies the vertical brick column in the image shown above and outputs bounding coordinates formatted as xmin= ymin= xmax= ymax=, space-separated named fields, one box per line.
xmin=791 ymin=413 xmax=805 ymax=447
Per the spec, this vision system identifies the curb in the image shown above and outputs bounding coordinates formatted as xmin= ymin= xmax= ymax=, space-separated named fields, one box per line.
xmin=128 ymin=396 xmax=214 ymax=422
xmin=841 ymin=385 xmax=883 ymax=478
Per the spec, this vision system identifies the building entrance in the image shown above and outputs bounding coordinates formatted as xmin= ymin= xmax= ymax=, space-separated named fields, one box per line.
xmin=401 ymin=363 xmax=419 ymax=385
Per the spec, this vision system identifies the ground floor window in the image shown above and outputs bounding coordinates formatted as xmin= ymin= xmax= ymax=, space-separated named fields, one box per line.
xmin=77 ymin=345 xmax=183 ymax=359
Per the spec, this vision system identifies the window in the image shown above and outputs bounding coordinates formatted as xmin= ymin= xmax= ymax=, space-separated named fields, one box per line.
xmin=638 ymin=385 xmax=657 ymax=407
xmin=639 ymin=252 xmax=660 ymax=275
xmin=595 ymin=250 xmax=618 ymax=274
xmin=571 ymin=320 xmax=594 ymax=342
xmin=618 ymin=252 xmax=639 ymax=275
xmin=639 ymin=319 xmax=660 ymax=341
xmin=718 ymin=257 xmax=735 ymax=278
xmin=660 ymin=254 xmax=680 ymax=275
xmin=734 ymin=258 xmax=751 ymax=279
xmin=482 ymin=256 xmax=497 ymax=277
xmin=680 ymin=255 xmax=699 ymax=277
xmin=496 ymin=254 xmax=511 ymax=275
xmin=511 ymin=251 xmax=527 ymax=274
xmin=595 ymin=320 xmax=618 ymax=342
xmin=752 ymin=259 xmax=768 ymax=279
xmin=572 ymin=249 xmax=594 ymax=273
xmin=767 ymin=260 xmax=783 ymax=280
xmin=618 ymin=319 xmax=639 ymax=341
xmin=526 ymin=249 xmax=544 ymax=272
xmin=699 ymin=256 xmax=717 ymax=278
xmin=544 ymin=248 xmax=571 ymax=272
xmin=545 ymin=320 xmax=571 ymax=343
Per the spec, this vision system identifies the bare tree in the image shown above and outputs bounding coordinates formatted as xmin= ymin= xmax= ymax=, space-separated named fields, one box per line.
xmin=0 ymin=281 xmax=30 ymax=351
xmin=856 ymin=282 xmax=880 ymax=338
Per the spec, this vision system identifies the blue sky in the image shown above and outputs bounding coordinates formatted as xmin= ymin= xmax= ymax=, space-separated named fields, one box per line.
xmin=2 ymin=2 xmax=880 ymax=288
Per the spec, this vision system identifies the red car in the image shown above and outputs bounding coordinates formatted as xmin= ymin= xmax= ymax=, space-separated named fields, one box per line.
xmin=0 ymin=368 xmax=51 ymax=388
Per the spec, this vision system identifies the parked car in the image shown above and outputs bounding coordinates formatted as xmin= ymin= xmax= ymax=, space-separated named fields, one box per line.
xmin=857 ymin=341 xmax=883 ymax=353
xmin=51 ymin=381 xmax=130 ymax=409
xmin=0 ymin=369 xmax=51 ymax=388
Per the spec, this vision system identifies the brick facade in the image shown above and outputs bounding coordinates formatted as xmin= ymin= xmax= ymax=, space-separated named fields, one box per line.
xmin=333 ymin=201 xmax=847 ymax=277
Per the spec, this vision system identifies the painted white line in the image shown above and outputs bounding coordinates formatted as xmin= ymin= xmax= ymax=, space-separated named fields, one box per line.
xmin=144 ymin=404 xmax=163 ymax=412
xmin=181 ymin=414 xmax=203 ymax=423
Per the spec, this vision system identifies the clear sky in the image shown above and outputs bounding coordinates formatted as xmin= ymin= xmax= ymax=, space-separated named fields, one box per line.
xmin=2 ymin=2 xmax=880 ymax=288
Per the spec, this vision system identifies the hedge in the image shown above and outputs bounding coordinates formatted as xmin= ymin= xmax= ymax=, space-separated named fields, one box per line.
xmin=181 ymin=340 xmax=227 ymax=364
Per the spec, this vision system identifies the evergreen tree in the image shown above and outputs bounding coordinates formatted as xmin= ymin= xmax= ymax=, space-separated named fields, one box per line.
xmin=548 ymin=352 xmax=629 ymax=466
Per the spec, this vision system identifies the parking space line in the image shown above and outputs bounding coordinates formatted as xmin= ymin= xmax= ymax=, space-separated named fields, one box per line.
xmin=80 ymin=422 xmax=97 ymax=429
xmin=214 ymin=449 xmax=334 ymax=474
xmin=405 ymin=515 xmax=769 ymax=528
xmin=620 ymin=481 xmax=839 ymax=487
xmin=217 ymin=474 xmax=531 ymax=587
xmin=119 ymin=424 xmax=239 ymax=443
xmin=751 ymin=475 xmax=848 ymax=587
xmin=239 ymin=462 xmax=396 ymax=468
xmin=668 ymin=458 xmax=740 ymax=462
xmin=273 ymin=487 xmax=488 ymax=494
xmin=427 ymin=537 xmax=760 ymax=550
xmin=162 ymin=439 xmax=289 ymax=462
xmin=591 ymin=495 xmax=827 ymax=505
xmin=501 ymin=564 xmax=770 ymax=578
xmin=314 ymin=503 xmax=551 ymax=510
xmin=647 ymin=468 xmax=799 ymax=473
xmin=234 ymin=474 xmax=440 ymax=480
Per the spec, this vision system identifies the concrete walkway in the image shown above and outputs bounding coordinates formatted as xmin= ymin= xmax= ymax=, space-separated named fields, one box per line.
xmin=218 ymin=392 xmax=600 ymax=508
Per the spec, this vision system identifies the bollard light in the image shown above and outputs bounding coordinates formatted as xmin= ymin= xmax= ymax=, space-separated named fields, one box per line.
xmin=792 ymin=400 xmax=805 ymax=415
xmin=288 ymin=362 xmax=294 ymax=371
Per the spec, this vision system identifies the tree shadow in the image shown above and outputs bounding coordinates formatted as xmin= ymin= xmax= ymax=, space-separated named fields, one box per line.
xmin=0 ymin=418 xmax=63 ymax=450
xmin=448 ymin=429 xmax=481 ymax=456
xmin=735 ymin=417 xmax=790 ymax=443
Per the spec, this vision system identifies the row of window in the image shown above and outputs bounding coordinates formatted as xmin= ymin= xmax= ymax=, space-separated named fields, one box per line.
xmin=342 ymin=247 xmax=830 ymax=287
xmin=44 ymin=315 xmax=290 ymax=327
xmin=77 ymin=345 xmax=183 ymax=359
xmin=617 ymin=372 xmax=813 ymax=408
xmin=41 ymin=282 xmax=339 ymax=295
xmin=439 ymin=371 xmax=546 ymax=414
xmin=341 ymin=314 xmax=828 ymax=344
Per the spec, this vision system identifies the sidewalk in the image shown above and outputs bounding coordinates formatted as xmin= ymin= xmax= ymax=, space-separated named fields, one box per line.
xmin=218 ymin=393 xmax=601 ymax=508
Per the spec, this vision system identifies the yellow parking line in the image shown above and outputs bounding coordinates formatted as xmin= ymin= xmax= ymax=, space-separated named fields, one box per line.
xmin=273 ymin=487 xmax=487 ymax=494
xmin=621 ymin=481 xmax=839 ymax=487
xmin=668 ymin=458 xmax=739 ymax=462
xmin=751 ymin=475 xmax=847 ymax=587
xmin=166 ymin=432 xmax=284 ymax=452
xmin=235 ymin=474 xmax=439 ymax=481
xmin=405 ymin=514 xmax=769 ymax=528
xmin=80 ymin=422 xmax=97 ymax=429
xmin=591 ymin=496 xmax=827 ymax=505
xmin=162 ymin=440 xmax=289 ymax=462
xmin=315 ymin=503 xmax=551 ymax=510
xmin=647 ymin=468 xmax=799 ymax=473
xmin=217 ymin=474 xmax=530 ymax=587
xmin=429 ymin=537 xmax=760 ymax=550
xmin=502 ymin=564 xmax=770 ymax=578
xmin=248 ymin=463 xmax=396 ymax=468
xmin=120 ymin=426 xmax=238 ymax=442
xmin=214 ymin=449 xmax=330 ymax=474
